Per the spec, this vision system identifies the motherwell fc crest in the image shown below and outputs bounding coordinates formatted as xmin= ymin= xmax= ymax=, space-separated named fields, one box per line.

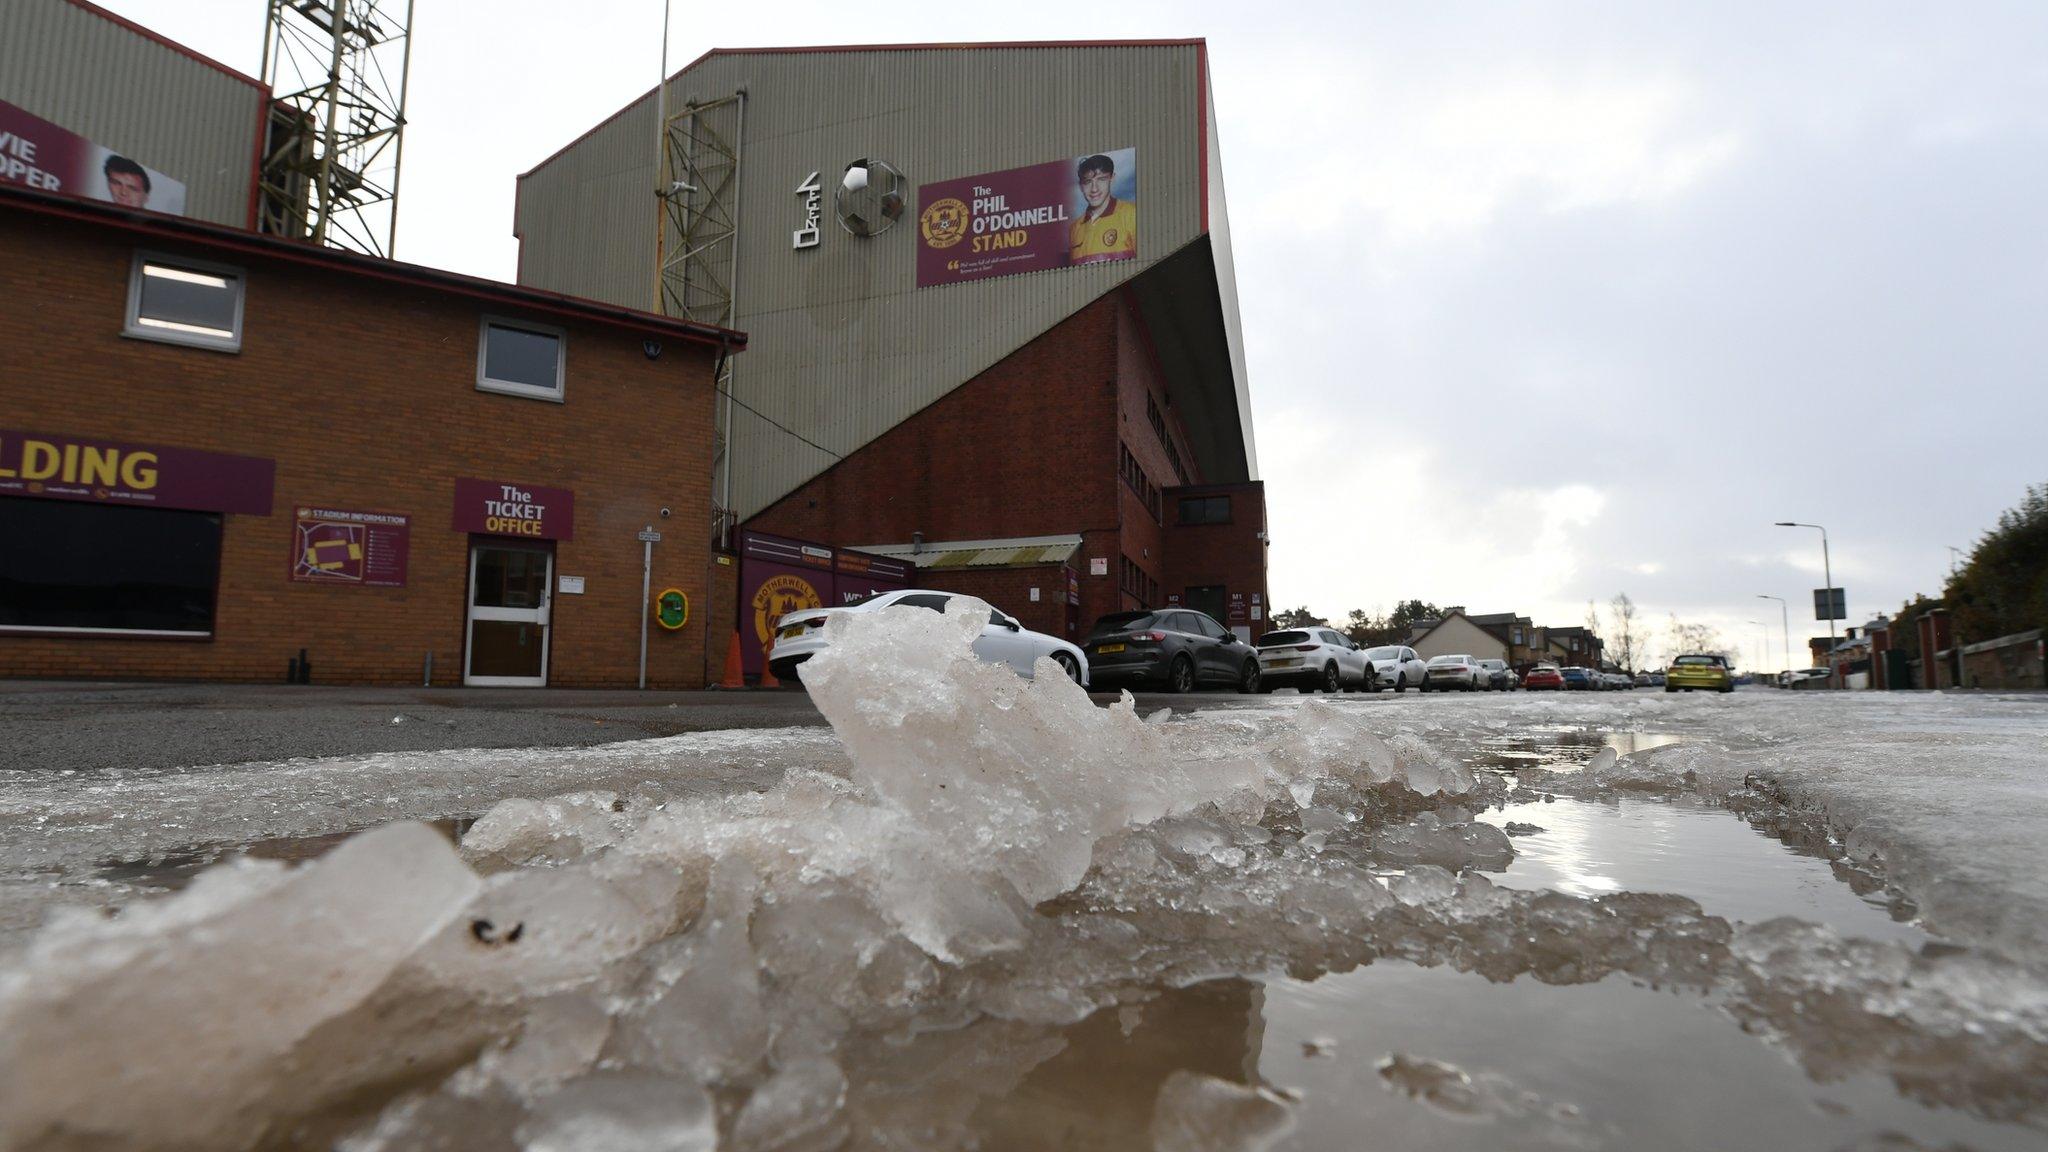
xmin=919 ymin=197 xmax=968 ymax=248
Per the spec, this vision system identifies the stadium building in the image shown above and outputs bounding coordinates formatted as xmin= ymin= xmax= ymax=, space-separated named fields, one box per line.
xmin=515 ymin=40 xmax=1267 ymax=677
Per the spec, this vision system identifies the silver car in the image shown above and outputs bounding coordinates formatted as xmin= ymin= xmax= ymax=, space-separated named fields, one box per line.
xmin=1423 ymin=654 xmax=1484 ymax=691
xmin=1361 ymin=644 xmax=1427 ymax=693
xmin=1476 ymin=658 xmax=1515 ymax=690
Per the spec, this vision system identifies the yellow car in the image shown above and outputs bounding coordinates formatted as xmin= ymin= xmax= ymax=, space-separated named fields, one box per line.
xmin=1665 ymin=653 xmax=1734 ymax=693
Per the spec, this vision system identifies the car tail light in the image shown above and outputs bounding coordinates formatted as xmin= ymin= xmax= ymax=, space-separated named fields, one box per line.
xmin=1294 ymin=645 xmax=1318 ymax=652
xmin=1134 ymin=632 xmax=1165 ymax=642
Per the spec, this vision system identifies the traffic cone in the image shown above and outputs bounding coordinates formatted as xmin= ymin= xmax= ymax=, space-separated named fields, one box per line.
xmin=758 ymin=650 xmax=781 ymax=689
xmin=716 ymin=630 xmax=746 ymax=690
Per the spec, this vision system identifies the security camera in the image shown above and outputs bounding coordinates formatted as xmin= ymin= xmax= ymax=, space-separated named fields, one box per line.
xmin=659 ymin=507 xmax=672 ymax=519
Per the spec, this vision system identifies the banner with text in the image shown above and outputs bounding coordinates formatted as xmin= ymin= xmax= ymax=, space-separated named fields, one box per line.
xmin=291 ymin=507 xmax=410 ymax=587
xmin=0 ymin=429 xmax=272 ymax=514
xmin=452 ymin=478 xmax=574 ymax=541
xmin=0 ymin=99 xmax=188 ymax=215
xmin=916 ymin=147 xmax=1136 ymax=288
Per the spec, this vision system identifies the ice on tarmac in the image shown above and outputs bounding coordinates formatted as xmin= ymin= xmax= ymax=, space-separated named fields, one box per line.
xmin=1 ymin=599 xmax=2046 ymax=1148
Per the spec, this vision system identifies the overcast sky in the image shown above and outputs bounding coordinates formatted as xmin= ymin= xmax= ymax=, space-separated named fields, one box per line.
xmin=108 ymin=1 xmax=2048 ymax=669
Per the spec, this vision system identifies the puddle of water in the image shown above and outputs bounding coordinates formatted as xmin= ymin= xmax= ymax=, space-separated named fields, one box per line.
xmin=1465 ymin=728 xmax=1686 ymax=772
xmin=1480 ymin=796 xmax=1924 ymax=945
xmin=93 ymin=818 xmax=472 ymax=895
xmin=1260 ymin=962 xmax=2041 ymax=1152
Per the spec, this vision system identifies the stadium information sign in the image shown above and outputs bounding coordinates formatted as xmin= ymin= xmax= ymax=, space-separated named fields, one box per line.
xmin=916 ymin=147 xmax=1137 ymax=287
xmin=0 ymin=99 xmax=188 ymax=215
xmin=290 ymin=507 xmax=410 ymax=587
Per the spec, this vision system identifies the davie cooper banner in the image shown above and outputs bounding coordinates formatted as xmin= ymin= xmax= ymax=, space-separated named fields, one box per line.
xmin=0 ymin=99 xmax=188 ymax=215
xmin=916 ymin=147 xmax=1136 ymax=288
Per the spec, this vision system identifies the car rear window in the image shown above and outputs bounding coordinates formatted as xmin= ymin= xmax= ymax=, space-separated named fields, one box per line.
xmin=1259 ymin=630 xmax=1312 ymax=647
xmin=1673 ymin=655 xmax=1724 ymax=666
xmin=1089 ymin=612 xmax=1161 ymax=636
xmin=1427 ymin=654 xmax=1468 ymax=664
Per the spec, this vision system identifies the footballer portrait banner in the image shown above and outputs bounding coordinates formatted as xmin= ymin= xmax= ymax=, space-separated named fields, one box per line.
xmin=291 ymin=507 xmax=411 ymax=588
xmin=916 ymin=147 xmax=1137 ymax=288
xmin=0 ymin=99 xmax=189 ymax=216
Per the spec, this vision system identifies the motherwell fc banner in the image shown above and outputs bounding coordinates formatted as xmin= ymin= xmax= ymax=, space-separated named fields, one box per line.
xmin=0 ymin=430 xmax=273 ymax=514
xmin=916 ymin=148 xmax=1137 ymax=288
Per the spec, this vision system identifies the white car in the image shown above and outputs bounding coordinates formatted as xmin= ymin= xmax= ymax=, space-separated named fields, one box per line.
xmin=767 ymin=588 xmax=1088 ymax=687
xmin=1361 ymin=645 xmax=1427 ymax=693
xmin=1475 ymin=658 xmax=1514 ymax=690
xmin=1422 ymin=653 xmax=1483 ymax=691
xmin=1255 ymin=627 xmax=1372 ymax=693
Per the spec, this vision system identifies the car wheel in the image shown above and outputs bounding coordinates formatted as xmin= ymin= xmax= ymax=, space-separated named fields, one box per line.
xmin=1365 ymin=668 xmax=1379 ymax=693
xmin=1322 ymin=662 xmax=1341 ymax=694
xmin=1168 ymin=655 xmax=1195 ymax=694
xmin=1051 ymin=651 xmax=1081 ymax=684
xmin=1395 ymin=674 xmax=1407 ymax=693
xmin=1238 ymin=659 xmax=1261 ymax=695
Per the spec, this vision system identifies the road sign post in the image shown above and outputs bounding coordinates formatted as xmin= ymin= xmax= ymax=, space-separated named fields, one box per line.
xmin=637 ymin=527 xmax=662 ymax=688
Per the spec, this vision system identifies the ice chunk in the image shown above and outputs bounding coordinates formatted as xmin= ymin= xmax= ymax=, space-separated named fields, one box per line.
xmin=730 ymin=1057 xmax=849 ymax=1152
xmin=1371 ymin=812 xmax=1514 ymax=871
xmin=0 ymin=822 xmax=480 ymax=1150
xmin=462 ymin=792 xmax=630 ymax=871
xmin=1150 ymin=1071 xmax=1295 ymax=1152
xmin=514 ymin=1072 xmax=716 ymax=1152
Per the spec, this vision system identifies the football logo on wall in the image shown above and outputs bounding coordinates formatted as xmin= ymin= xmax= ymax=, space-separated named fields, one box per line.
xmin=752 ymin=573 xmax=823 ymax=653
xmin=919 ymin=197 xmax=969 ymax=248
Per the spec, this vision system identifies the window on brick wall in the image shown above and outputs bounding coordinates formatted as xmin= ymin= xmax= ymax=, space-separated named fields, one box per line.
xmin=1178 ymin=495 xmax=1231 ymax=525
xmin=1146 ymin=394 xmax=1191 ymax=484
xmin=1118 ymin=442 xmax=1162 ymax=522
xmin=1119 ymin=554 xmax=1159 ymax=607
xmin=0 ymin=497 xmax=222 ymax=637
xmin=124 ymin=251 xmax=244 ymax=353
xmin=477 ymin=316 xmax=567 ymax=401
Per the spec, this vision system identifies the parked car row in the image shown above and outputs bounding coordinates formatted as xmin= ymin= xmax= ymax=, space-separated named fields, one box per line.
xmin=766 ymin=594 xmax=1683 ymax=698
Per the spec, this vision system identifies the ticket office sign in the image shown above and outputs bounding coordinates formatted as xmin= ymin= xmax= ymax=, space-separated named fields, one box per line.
xmin=451 ymin=478 xmax=574 ymax=541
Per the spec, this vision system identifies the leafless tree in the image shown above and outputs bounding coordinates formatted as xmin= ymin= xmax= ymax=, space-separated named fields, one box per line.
xmin=1665 ymin=613 xmax=1732 ymax=664
xmin=1609 ymin=592 xmax=1644 ymax=671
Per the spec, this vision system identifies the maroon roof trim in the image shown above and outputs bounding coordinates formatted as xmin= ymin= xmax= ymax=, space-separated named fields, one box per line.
xmin=0 ymin=184 xmax=746 ymax=350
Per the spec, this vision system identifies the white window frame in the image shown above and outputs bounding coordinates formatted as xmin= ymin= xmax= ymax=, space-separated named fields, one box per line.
xmin=122 ymin=250 xmax=245 ymax=353
xmin=476 ymin=315 xmax=567 ymax=402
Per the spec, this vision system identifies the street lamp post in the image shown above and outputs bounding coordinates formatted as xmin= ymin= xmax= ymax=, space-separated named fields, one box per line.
xmin=1776 ymin=521 xmax=1835 ymax=667
xmin=1758 ymin=594 xmax=1790 ymax=675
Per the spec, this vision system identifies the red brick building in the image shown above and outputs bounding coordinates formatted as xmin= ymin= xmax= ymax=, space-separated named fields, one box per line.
xmin=744 ymin=291 xmax=1267 ymax=643
xmin=0 ymin=186 xmax=743 ymax=686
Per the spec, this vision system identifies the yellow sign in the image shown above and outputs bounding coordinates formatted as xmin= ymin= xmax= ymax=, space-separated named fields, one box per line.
xmin=752 ymin=573 xmax=822 ymax=653
xmin=656 ymin=588 xmax=689 ymax=631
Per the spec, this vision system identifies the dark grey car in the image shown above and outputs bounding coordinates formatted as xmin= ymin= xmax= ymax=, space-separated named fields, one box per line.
xmin=1083 ymin=609 xmax=1262 ymax=693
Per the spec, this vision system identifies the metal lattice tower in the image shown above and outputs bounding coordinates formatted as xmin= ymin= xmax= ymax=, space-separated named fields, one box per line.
xmin=258 ymin=0 xmax=415 ymax=257
xmin=655 ymin=94 xmax=745 ymax=544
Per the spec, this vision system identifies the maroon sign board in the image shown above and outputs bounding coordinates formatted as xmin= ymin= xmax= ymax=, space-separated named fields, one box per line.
xmin=0 ymin=429 xmax=272 ymax=514
xmin=1 ymin=99 xmax=188 ymax=215
xmin=452 ymin=478 xmax=574 ymax=541
xmin=738 ymin=530 xmax=913 ymax=677
xmin=290 ymin=507 xmax=410 ymax=587
xmin=916 ymin=147 xmax=1137 ymax=288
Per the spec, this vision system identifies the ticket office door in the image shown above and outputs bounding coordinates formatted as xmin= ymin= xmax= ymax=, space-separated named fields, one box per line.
xmin=465 ymin=540 xmax=553 ymax=686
